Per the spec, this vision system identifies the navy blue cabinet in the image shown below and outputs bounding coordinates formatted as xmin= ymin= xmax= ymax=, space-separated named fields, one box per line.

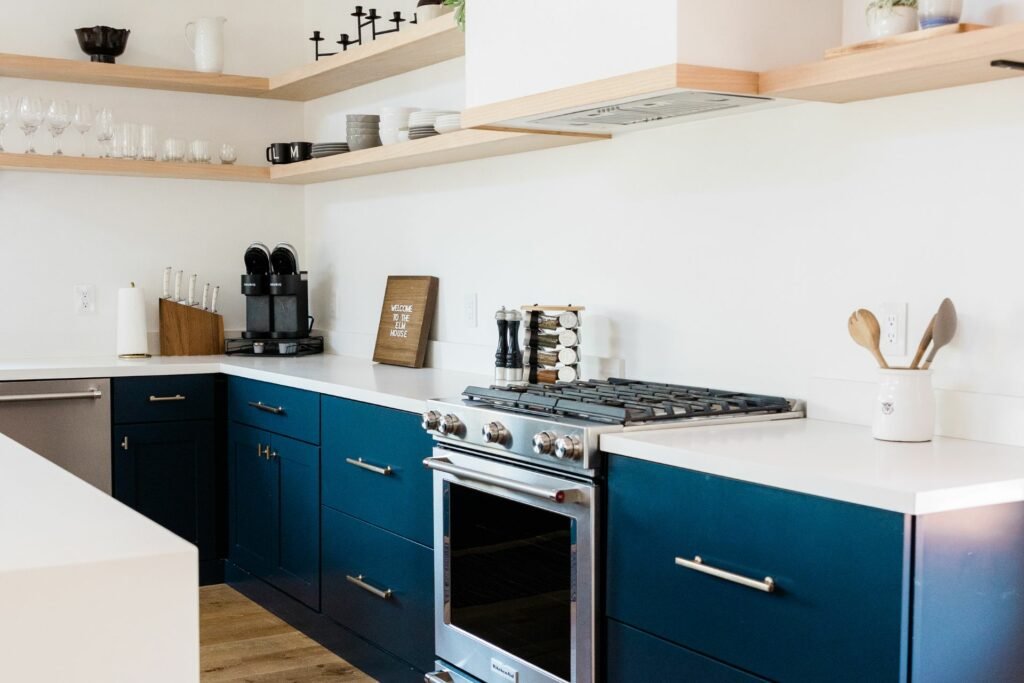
xmin=607 ymin=455 xmax=910 ymax=683
xmin=322 ymin=396 xmax=434 ymax=547
xmin=112 ymin=375 xmax=220 ymax=585
xmin=228 ymin=377 xmax=320 ymax=444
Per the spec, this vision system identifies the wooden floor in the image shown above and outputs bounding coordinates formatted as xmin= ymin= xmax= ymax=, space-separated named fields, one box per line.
xmin=200 ymin=584 xmax=376 ymax=683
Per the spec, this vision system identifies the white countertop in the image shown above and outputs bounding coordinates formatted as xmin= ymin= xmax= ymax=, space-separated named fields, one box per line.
xmin=602 ymin=419 xmax=1024 ymax=515
xmin=0 ymin=354 xmax=490 ymax=414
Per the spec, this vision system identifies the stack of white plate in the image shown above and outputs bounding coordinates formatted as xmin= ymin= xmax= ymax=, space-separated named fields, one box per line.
xmin=408 ymin=110 xmax=456 ymax=140
xmin=434 ymin=113 xmax=462 ymax=134
xmin=347 ymin=114 xmax=381 ymax=151
xmin=312 ymin=142 xmax=349 ymax=159
xmin=380 ymin=106 xmax=418 ymax=145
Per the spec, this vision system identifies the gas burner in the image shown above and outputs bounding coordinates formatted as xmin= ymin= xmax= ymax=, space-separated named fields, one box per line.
xmin=464 ymin=379 xmax=796 ymax=426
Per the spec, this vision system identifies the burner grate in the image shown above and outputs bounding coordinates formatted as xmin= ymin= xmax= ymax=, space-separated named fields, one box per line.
xmin=463 ymin=379 xmax=794 ymax=426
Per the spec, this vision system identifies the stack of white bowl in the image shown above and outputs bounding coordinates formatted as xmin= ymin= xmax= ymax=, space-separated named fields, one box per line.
xmin=434 ymin=113 xmax=462 ymax=134
xmin=380 ymin=106 xmax=417 ymax=146
xmin=409 ymin=110 xmax=457 ymax=140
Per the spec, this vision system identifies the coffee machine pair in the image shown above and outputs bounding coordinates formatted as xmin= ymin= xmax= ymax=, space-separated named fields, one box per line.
xmin=225 ymin=242 xmax=324 ymax=356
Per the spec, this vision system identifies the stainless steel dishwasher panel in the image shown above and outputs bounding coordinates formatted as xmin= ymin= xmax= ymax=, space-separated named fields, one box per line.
xmin=0 ymin=379 xmax=112 ymax=493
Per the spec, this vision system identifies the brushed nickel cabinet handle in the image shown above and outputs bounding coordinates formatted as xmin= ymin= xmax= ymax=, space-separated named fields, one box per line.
xmin=149 ymin=394 xmax=186 ymax=402
xmin=346 ymin=457 xmax=393 ymax=476
xmin=248 ymin=401 xmax=285 ymax=415
xmin=121 ymin=436 xmax=129 ymax=451
xmin=346 ymin=574 xmax=393 ymax=600
xmin=424 ymin=456 xmax=578 ymax=504
xmin=261 ymin=445 xmax=272 ymax=460
xmin=0 ymin=389 xmax=102 ymax=403
xmin=675 ymin=556 xmax=776 ymax=593
xmin=424 ymin=673 xmax=455 ymax=683
xmin=269 ymin=450 xmax=278 ymax=460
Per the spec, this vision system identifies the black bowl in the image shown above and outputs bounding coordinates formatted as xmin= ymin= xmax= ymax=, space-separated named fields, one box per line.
xmin=74 ymin=26 xmax=131 ymax=64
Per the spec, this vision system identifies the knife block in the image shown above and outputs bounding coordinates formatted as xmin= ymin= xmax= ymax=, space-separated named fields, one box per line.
xmin=159 ymin=299 xmax=225 ymax=356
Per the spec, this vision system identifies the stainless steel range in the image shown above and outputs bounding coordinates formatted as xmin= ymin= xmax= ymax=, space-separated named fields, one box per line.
xmin=422 ymin=379 xmax=805 ymax=683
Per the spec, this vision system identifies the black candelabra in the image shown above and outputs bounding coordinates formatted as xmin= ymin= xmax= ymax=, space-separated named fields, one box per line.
xmin=309 ymin=5 xmax=419 ymax=61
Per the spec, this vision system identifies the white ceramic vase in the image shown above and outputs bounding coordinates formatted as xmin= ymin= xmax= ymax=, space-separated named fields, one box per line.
xmin=872 ymin=369 xmax=935 ymax=442
xmin=186 ymin=17 xmax=227 ymax=74
xmin=867 ymin=6 xmax=919 ymax=39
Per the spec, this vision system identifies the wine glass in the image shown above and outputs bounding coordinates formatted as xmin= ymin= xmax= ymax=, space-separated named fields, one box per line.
xmin=95 ymin=108 xmax=114 ymax=158
xmin=73 ymin=103 xmax=94 ymax=157
xmin=46 ymin=100 xmax=72 ymax=156
xmin=0 ymin=96 xmax=13 ymax=153
xmin=17 ymin=96 xmax=44 ymax=154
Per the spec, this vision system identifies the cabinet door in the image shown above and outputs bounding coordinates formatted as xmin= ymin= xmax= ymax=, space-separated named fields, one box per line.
xmin=228 ymin=423 xmax=279 ymax=581
xmin=271 ymin=432 xmax=320 ymax=609
xmin=114 ymin=420 xmax=217 ymax=582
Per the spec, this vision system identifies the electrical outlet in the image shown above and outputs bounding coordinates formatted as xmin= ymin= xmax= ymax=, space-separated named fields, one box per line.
xmin=880 ymin=302 xmax=907 ymax=356
xmin=463 ymin=292 xmax=478 ymax=328
xmin=74 ymin=285 xmax=97 ymax=315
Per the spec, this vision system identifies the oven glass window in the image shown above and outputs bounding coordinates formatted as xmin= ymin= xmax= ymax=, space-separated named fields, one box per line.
xmin=449 ymin=483 xmax=573 ymax=680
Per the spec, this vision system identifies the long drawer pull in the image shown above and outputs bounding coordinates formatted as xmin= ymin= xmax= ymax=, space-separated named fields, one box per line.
xmin=675 ymin=556 xmax=776 ymax=593
xmin=424 ymin=673 xmax=455 ymax=683
xmin=0 ymin=389 xmax=102 ymax=404
xmin=346 ymin=574 xmax=393 ymax=600
xmin=424 ymin=456 xmax=578 ymax=504
xmin=149 ymin=394 xmax=186 ymax=402
xmin=346 ymin=457 xmax=393 ymax=476
xmin=248 ymin=401 xmax=285 ymax=415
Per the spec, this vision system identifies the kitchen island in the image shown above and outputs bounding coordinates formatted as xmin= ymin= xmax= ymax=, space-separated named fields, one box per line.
xmin=0 ymin=432 xmax=199 ymax=682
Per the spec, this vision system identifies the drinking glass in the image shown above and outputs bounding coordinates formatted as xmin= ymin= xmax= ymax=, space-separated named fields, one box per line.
xmin=918 ymin=0 xmax=963 ymax=28
xmin=73 ymin=103 xmax=94 ymax=157
xmin=162 ymin=138 xmax=186 ymax=162
xmin=219 ymin=143 xmax=237 ymax=165
xmin=0 ymin=96 xmax=13 ymax=153
xmin=139 ymin=124 xmax=156 ymax=161
xmin=45 ymin=100 xmax=72 ymax=156
xmin=95 ymin=108 xmax=114 ymax=158
xmin=17 ymin=96 xmax=44 ymax=154
xmin=116 ymin=123 xmax=139 ymax=159
xmin=189 ymin=139 xmax=211 ymax=163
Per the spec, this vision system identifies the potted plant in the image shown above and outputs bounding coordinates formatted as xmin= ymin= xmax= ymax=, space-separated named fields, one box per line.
xmin=442 ymin=0 xmax=466 ymax=30
xmin=866 ymin=0 xmax=919 ymax=38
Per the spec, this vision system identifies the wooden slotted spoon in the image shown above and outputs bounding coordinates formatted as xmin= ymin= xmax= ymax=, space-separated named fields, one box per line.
xmin=921 ymin=298 xmax=957 ymax=370
xmin=848 ymin=309 xmax=889 ymax=369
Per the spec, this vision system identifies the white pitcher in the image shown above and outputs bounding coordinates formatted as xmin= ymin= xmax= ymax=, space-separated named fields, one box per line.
xmin=185 ymin=17 xmax=227 ymax=73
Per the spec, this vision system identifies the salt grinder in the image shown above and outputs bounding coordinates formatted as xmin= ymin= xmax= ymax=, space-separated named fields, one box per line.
xmin=495 ymin=308 xmax=509 ymax=385
xmin=506 ymin=309 xmax=524 ymax=384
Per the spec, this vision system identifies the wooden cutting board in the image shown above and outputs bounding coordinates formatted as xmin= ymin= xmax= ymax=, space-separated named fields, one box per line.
xmin=373 ymin=276 xmax=438 ymax=368
xmin=825 ymin=23 xmax=988 ymax=59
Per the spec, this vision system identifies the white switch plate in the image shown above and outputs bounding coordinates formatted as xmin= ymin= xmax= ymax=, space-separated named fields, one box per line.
xmin=74 ymin=285 xmax=97 ymax=315
xmin=881 ymin=302 xmax=907 ymax=356
xmin=463 ymin=292 xmax=478 ymax=328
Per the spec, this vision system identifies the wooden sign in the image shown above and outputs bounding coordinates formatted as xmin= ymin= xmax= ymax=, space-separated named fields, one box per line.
xmin=373 ymin=276 xmax=438 ymax=368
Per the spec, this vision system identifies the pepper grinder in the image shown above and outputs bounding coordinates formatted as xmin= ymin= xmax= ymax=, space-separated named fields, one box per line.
xmin=494 ymin=308 xmax=509 ymax=386
xmin=506 ymin=309 xmax=524 ymax=384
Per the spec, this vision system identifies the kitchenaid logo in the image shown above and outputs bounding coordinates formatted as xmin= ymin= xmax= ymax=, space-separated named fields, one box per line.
xmin=490 ymin=659 xmax=519 ymax=683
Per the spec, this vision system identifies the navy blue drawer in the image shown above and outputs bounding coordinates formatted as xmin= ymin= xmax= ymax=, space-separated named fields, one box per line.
xmin=322 ymin=506 xmax=434 ymax=672
xmin=607 ymin=455 xmax=909 ymax=683
xmin=608 ymin=619 xmax=766 ymax=682
xmin=228 ymin=377 xmax=320 ymax=444
xmin=322 ymin=396 xmax=434 ymax=547
xmin=113 ymin=375 xmax=215 ymax=424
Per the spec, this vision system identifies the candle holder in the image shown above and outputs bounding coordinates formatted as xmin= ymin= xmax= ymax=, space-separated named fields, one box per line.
xmin=309 ymin=5 xmax=419 ymax=61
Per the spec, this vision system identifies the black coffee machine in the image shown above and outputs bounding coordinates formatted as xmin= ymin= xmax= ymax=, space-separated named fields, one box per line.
xmin=227 ymin=243 xmax=323 ymax=356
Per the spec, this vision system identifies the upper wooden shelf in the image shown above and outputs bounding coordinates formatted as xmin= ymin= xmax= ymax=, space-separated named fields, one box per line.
xmin=0 ymin=152 xmax=270 ymax=183
xmin=760 ymin=22 xmax=1024 ymax=103
xmin=0 ymin=15 xmax=463 ymax=102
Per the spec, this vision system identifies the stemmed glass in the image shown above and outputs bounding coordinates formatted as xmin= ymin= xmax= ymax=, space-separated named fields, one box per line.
xmin=46 ymin=100 xmax=72 ymax=156
xmin=95 ymin=108 xmax=114 ymax=158
xmin=0 ymin=96 xmax=13 ymax=153
xmin=73 ymin=103 xmax=94 ymax=157
xmin=17 ymin=96 xmax=44 ymax=154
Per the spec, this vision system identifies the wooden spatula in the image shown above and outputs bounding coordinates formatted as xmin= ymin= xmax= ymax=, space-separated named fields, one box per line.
xmin=921 ymin=298 xmax=957 ymax=370
xmin=910 ymin=315 xmax=935 ymax=369
xmin=848 ymin=309 xmax=889 ymax=369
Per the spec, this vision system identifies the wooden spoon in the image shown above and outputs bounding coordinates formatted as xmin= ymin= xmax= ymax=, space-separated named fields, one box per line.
xmin=921 ymin=298 xmax=957 ymax=370
xmin=910 ymin=314 xmax=935 ymax=369
xmin=848 ymin=309 xmax=889 ymax=369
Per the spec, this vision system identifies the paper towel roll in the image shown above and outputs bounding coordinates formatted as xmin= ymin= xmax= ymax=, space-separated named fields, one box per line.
xmin=117 ymin=284 xmax=150 ymax=358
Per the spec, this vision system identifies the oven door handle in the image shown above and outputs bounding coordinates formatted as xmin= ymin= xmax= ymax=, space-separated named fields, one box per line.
xmin=424 ymin=456 xmax=579 ymax=504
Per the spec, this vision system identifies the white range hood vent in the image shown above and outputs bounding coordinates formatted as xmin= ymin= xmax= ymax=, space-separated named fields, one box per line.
xmin=530 ymin=91 xmax=771 ymax=130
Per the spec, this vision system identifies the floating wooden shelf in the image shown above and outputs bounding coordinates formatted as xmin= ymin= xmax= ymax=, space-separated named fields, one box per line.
xmin=0 ymin=153 xmax=271 ymax=183
xmin=760 ymin=22 xmax=1024 ymax=103
xmin=270 ymin=129 xmax=605 ymax=184
xmin=0 ymin=15 xmax=463 ymax=101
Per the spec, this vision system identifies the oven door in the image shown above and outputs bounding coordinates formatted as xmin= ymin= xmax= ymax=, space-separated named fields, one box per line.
xmin=425 ymin=448 xmax=597 ymax=683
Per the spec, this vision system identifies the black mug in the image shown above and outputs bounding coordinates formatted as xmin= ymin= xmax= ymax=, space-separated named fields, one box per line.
xmin=266 ymin=143 xmax=290 ymax=165
xmin=289 ymin=141 xmax=313 ymax=163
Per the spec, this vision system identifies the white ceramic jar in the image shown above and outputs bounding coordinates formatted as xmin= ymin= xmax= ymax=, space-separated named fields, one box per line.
xmin=867 ymin=6 xmax=919 ymax=39
xmin=872 ymin=369 xmax=935 ymax=442
xmin=186 ymin=17 xmax=227 ymax=74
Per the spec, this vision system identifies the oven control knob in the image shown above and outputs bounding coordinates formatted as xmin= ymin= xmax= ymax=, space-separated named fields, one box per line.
xmin=437 ymin=414 xmax=463 ymax=437
xmin=482 ymin=422 xmax=510 ymax=445
xmin=421 ymin=410 xmax=442 ymax=432
xmin=554 ymin=435 xmax=583 ymax=460
xmin=532 ymin=431 xmax=557 ymax=455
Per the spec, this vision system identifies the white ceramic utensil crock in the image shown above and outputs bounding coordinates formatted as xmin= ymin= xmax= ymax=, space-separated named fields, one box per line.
xmin=186 ymin=17 xmax=227 ymax=73
xmin=873 ymin=369 xmax=935 ymax=442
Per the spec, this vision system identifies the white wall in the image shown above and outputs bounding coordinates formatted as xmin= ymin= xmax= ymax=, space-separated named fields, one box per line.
xmin=0 ymin=1 xmax=307 ymax=358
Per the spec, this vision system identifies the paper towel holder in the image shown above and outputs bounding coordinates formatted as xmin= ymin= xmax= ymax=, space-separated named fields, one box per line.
xmin=118 ymin=282 xmax=153 ymax=359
